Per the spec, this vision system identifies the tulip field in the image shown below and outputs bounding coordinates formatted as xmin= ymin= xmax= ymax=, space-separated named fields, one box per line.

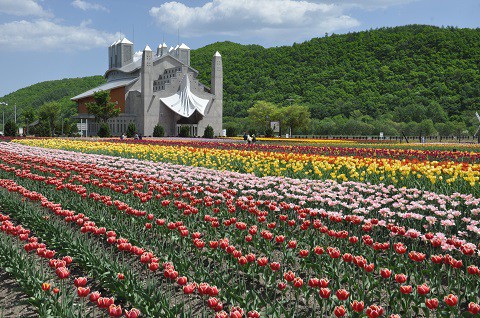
xmin=0 ymin=139 xmax=479 ymax=317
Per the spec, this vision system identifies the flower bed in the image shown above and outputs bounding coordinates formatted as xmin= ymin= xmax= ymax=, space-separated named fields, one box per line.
xmin=0 ymin=142 xmax=478 ymax=317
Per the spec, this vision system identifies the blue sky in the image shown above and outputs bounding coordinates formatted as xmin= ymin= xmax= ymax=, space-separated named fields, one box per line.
xmin=0 ymin=0 xmax=479 ymax=97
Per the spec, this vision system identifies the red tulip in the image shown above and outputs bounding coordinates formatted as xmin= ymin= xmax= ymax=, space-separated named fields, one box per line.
xmin=270 ymin=262 xmax=280 ymax=271
xmin=177 ymin=276 xmax=187 ymax=285
xmin=89 ymin=291 xmax=101 ymax=302
xmin=298 ymin=248 xmax=309 ymax=257
xmin=208 ymin=297 xmax=219 ymax=308
xmin=318 ymin=278 xmax=329 ymax=288
xmin=336 ymin=289 xmax=350 ymax=301
xmin=380 ymin=268 xmax=391 ymax=279
xmin=74 ymin=277 xmax=87 ymax=287
xmin=42 ymin=282 xmax=50 ymax=291
xmin=425 ymin=298 xmax=439 ymax=310
xmin=334 ymin=305 xmax=346 ymax=317
xmin=308 ymin=277 xmax=319 ymax=288
xmin=293 ymin=277 xmax=303 ymax=288
xmin=77 ymin=287 xmax=90 ymax=298
xmin=400 ymin=285 xmax=412 ymax=294
xmin=208 ymin=286 xmax=218 ymax=297
xmin=283 ymin=270 xmax=295 ymax=282
xmin=257 ymin=257 xmax=268 ymax=267
xmin=53 ymin=287 xmax=59 ymax=294
xmin=319 ymin=288 xmax=331 ymax=299
xmin=468 ymin=302 xmax=480 ymax=315
xmin=364 ymin=263 xmax=375 ymax=272
xmin=351 ymin=300 xmax=364 ymax=313
xmin=108 ymin=304 xmax=123 ymax=317
xmin=125 ymin=308 xmax=141 ymax=318
xmin=149 ymin=262 xmax=159 ymax=271
xmin=366 ymin=304 xmax=384 ymax=318
xmin=287 ymin=240 xmax=297 ymax=248
xmin=444 ymin=294 xmax=458 ymax=307
xmin=183 ymin=283 xmax=196 ymax=294
xmin=278 ymin=282 xmax=287 ymax=290
xmin=55 ymin=267 xmax=70 ymax=279
xmin=313 ymin=246 xmax=324 ymax=255
xmin=394 ymin=274 xmax=407 ymax=284
xmin=117 ymin=273 xmax=125 ymax=280
xmin=417 ymin=283 xmax=430 ymax=295
xmin=247 ymin=310 xmax=260 ymax=318
xmin=342 ymin=253 xmax=353 ymax=262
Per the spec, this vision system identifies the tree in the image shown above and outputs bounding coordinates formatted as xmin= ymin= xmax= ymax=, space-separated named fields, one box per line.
xmin=126 ymin=122 xmax=136 ymax=138
xmin=280 ymin=104 xmax=311 ymax=135
xmin=203 ymin=125 xmax=214 ymax=138
xmin=153 ymin=124 xmax=165 ymax=137
xmin=179 ymin=126 xmax=190 ymax=137
xmin=4 ymin=120 xmax=17 ymax=136
xmin=22 ymin=108 xmax=36 ymax=136
xmin=247 ymin=101 xmax=279 ymax=134
xmin=38 ymin=101 xmax=61 ymax=137
xmin=97 ymin=122 xmax=111 ymax=137
xmin=85 ymin=90 xmax=120 ymax=123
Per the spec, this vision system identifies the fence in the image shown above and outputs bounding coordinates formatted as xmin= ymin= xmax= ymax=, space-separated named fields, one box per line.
xmin=289 ymin=135 xmax=480 ymax=143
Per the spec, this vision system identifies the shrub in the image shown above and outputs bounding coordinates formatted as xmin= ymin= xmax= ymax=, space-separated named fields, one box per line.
xmin=126 ymin=122 xmax=136 ymax=138
xmin=97 ymin=122 xmax=111 ymax=138
xmin=226 ymin=126 xmax=237 ymax=137
xmin=153 ymin=124 xmax=165 ymax=137
xmin=4 ymin=120 xmax=17 ymax=137
xmin=179 ymin=126 xmax=190 ymax=137
xmin=265 ymin=127 xmax=274 ymax=137
xmin=203 ymin=125 xmax=214 ymax=139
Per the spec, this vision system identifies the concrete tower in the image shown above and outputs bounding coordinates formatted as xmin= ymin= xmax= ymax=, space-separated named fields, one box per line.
xmin=208 ymin=51 xmax=223 ymax=135
xmin=140 ymin=45 xmax=153 ymax=135
xmin=109 ymin=38 xmax=133 ymax=69
xmin=157 ymin=43 xmax=168 ymax=57
xmin=177 ymin=43 xmax=191 ymax=66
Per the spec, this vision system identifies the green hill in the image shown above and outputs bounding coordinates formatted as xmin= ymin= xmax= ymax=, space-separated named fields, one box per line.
xmin=191 ymin=25 xmax=480 ymax=135
xmin=2 ymin=25 xmax=480 ymax=135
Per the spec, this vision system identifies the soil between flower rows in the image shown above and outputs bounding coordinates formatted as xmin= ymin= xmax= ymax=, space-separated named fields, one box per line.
xmin=0 ymin=268 xmax=37 ymax=318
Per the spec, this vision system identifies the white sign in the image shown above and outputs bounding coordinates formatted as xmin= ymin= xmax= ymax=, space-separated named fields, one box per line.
xmin=379 ymin=132 xmax=384 ymax=138
xmin=270 ymin=121 xmax=280 ymax=133
xmin=77 ymin=123 xmax=87 ymax=131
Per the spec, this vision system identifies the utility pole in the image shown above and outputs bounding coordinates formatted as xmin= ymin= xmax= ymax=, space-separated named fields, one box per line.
xmin=0 ymin=102 xmax=7 ymax=134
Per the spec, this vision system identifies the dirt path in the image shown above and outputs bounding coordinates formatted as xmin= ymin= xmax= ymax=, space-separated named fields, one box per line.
xmin=0 ymin=268 xmax=37 ymax=318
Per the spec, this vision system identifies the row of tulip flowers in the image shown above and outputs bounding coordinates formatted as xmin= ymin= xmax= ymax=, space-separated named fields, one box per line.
xmin=0 ymin=142 xmax=479 ymax=317
xmin=105 ymin=138 xmax=480 ymax=164
xmin=13 ymin=139 xmax=480 ymax=197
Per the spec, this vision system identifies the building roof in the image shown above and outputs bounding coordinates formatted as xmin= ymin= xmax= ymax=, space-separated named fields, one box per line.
xmin=71 ymin=78 xmax=137 ymax=101
xmin=120 ymin=38 xmax=133 ymax=45
xmin=179 ymin=43 xmax=190 ymax=50
xmin=214 ymin=51 xmax=221 ymax=57
xmin=160 ymin=74 xmax=210 ymax=117
xmin=144 ymin=45 xmax=152 ymax=52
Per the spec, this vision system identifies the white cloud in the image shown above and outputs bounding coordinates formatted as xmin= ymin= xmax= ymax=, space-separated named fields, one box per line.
xmin=0 ymin=19 xmax=123 ymax=51
xmin=149 ymin=0 xmax=419 ymax=45
xmin=0 ymin=0 xmax=52 ymax=17
xmin=319 ymin=0 xmax=419 ymax=10
xmin=71 ymin=0 xmax=109 ymax=12
xmin=149 ymin=0 xmax=359 ymax=45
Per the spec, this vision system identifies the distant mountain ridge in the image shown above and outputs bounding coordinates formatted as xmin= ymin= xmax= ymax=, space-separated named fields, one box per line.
xmin=2 ymin=25 xmax=479 ymax=129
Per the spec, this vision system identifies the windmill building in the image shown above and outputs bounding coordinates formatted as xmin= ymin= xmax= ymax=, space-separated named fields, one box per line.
xmin=72 ymin=38 xmax=223 ymax=137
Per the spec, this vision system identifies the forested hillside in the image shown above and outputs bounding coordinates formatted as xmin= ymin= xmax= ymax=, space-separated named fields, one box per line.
xmin=1 ymin=25 xmax=479 ymax=136
xmin=0 ymin=76 xmax=105 ymax=116
xmin=191 ymin=25 xmax=480 ymax=135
